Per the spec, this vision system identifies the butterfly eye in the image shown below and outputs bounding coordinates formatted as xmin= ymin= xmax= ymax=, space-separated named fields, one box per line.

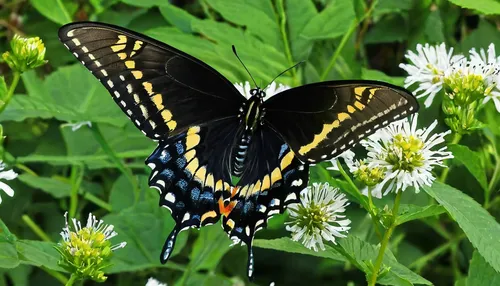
xmin=250 ymin=88 xmax=258 ymax=96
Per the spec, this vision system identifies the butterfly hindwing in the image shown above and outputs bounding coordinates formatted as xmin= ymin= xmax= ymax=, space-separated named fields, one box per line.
xmin=58 ymin=22 xmax=245 ymax=139
xmin=263 ymin=80 xmax=419 ymax=162
xmin=146 ymin=117 xmax=238 ymax=262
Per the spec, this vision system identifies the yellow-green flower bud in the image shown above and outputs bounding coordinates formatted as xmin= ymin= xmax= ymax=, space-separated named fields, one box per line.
xmin=2 ymin=34 xmax=47 ymax=73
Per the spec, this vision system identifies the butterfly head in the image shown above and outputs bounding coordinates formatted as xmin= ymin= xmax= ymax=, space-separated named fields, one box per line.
xmin=250 ymin=88 xmax=266 ymax=100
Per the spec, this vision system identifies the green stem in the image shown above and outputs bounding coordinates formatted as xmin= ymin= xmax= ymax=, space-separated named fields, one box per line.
xmin=368 ymin=191 xmax=402 ymax=286
xmin=409 ymin=234 xmax=465 ymax=272
xmin=276 ymin=0 xmax=298 ymax=86
xmin=89 ymin=124 xmax=139 ymax=202
xmin=22 ymin=214 xmax=52 ymax=242
xmin=83 ymin=192 xmax=112 ymax=211
xmin=486 ymin=155 xmax=500 ymax=207
xmin=65 ymin=274 xmax=78 ymax=286
xmin=439 ymin=132 xmax=462 ymax=183
xmin=69 ymin=165 xmax=84 ymax=218
xmin=41 ymin=266 xmax=69 ymax=285
xmin=336 ymin=161 xmax=382 ymax=239
xmin=14 ymin=163 xmax=38 ymax=176
xmin=320 ymin=20 xmax=357 ymax=81
xmin=0 ymin=72 xmax=20 ymax=113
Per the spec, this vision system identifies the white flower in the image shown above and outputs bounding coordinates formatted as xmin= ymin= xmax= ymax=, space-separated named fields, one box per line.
xmin=286 ymin=183 xmax=351 ymax=251
xmin=360 ymin=114 xmax=453 ymax=196
xmin=327 ymin=150 xmax=355 ymax=171
xmin=469 ymin=43 xmax=500 ymax=66
xmin=399 ymin=43 xmax=463 ymax=107
xmin=234 ymin=81 xmax=290 ymax=101
xmin=0 ymin=163 xmax=18 ymax=204
xmin=146 ymin=278 xmax=167 ymax=286
xmin=62 ymin=121 xmax=92 ymax=132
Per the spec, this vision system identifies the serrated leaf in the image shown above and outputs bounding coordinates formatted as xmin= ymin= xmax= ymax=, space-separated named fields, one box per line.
xmin=15 ymin=240 xmax=64 ymax=272
xmin=105 ymin=200 xmax=188 ymax=273
xmin=448 ymin=144 xmax=488 ymax=191
xmin=30 ymin=0 xmax=76 ymax=25
xmin=423 ymin=182 xmax=500 ymax=273
xmin=396 ymin=204 xmax=446 ymax=225
xmin=301 ymin=0 xmax=356 ymax=40
xmin=467 ymin=251 xmax=500 ymax=286
xmin=447 ymin=0 xmax=500 ymax=15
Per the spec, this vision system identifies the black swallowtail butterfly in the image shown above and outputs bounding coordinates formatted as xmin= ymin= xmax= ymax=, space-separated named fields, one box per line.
xmin=58 ymin=22 xmax=419 ymax=279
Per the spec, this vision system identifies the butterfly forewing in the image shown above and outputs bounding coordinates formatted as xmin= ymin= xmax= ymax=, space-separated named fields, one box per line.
xmin=263 ymin=81 xmax=419 ymax=162
xmin=58 ymin=22 xmax=245 ymax=139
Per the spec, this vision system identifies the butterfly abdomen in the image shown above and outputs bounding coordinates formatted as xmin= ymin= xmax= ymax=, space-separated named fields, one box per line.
xmin=232 ymin=133 xmax=251 ymax=176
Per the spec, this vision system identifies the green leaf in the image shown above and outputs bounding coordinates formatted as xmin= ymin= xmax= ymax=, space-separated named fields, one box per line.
xmin=255 ymin=236 xmax=431 ymax=285
xmin=361 ymin=68 xmax=405 ymax=86
xmin=0 ymin=242 xmax=19 ymax=268
xmin=423 ymin=182 xmax=500 ymax=272
xmin=109 ymin=174 xmax=136 ymax=212
xmin=119 ymin=0 xmax=162 ymax=7
xmin=364 ymin=14 xmax=408 ymax=44
xmin=105 ymin=200 xmax=188 ymax=273
xmin=17 ymin=174 xmax=70 ymax=198
xmin=423 ymin=10 xmax=445 ymax=43
xmin=447 ymin=0 xmax=500 ymax=15
xmin=0 ymin=65 xmax=127 ymax=126
xmin=15 ymin=240 xmax=64 ymax=272
xmin=467 ymin=251 xmax=500 ymax=286
xmin=448 ymin=144 xmax=488 ymax=191
xmin=189 ymin=224 xmax=232 ymax=271
xmin=301 ymin=0 xmax=356 ymax=40
xmin=0 ymin=219 xmax=16 ymax=243
xmin=285 ymin=0 xmax=318 ymax=60
xmin=30 ymin=0 xmax=75 ymax=25
xmin=159 ymin=3 xmax=200 ymax=33
xmin=0 ymin=77 xmax=6 ymax=100
xmin=396 ymin=204 xmax=446 ymax=225
xmin=373 ymin=0 xmax=413 ymax=17
xmin=461 ymin=20 xmax=500 ymax=53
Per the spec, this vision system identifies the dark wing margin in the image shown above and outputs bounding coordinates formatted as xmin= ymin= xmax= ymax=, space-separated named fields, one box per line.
xmin=262 ymin=80 xmax=419 ymax=162
xmin=58 ymin=21 xmax=245 ymax=139
xmin=146 ymin=117 xmax=238 ymax=263
xmin=221 ymin=127 xmax=309 ymax=278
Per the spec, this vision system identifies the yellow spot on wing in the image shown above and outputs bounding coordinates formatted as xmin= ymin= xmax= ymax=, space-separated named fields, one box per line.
xmin=117 ymin=52 xmax=127 ymax=60
xmin=354 ymin=86 xmax=367 ymax=96
xmin=280 ymin=151 xmax=294 ymax=169
xmin=226 ymin=219 xmax=235 ymax=229
xmin=201 ymin=211 xmax=217 ymax=223
xmin=186 ymin=158 xmax=199 ymax=175
xmin=298 ymin=120 xmax=341 ymax=155
xmin=187 ymin=126 xmax=200 ymax=135
xmin=354 ymin=101 xmax=365 ymax=110
xmin=133 ymin=41 xmax=143 ymax=50
xmin=205 ymin=173 xmax=214 ymax=188
xmin=186 ymin=134 xmax=200 ymax=150
xmin=347 ymin=105 xmax=355 ymax=113
xmin=338 ymin=112 xmax=350 ymax=122
xmin=143 ymin=82 xmax=153 ymax=95
xmin=271 ymin=168 xmax=282 ymax=184
xmin=117 ymin=35 xmax=127 ymax=44
xmin=161 ymin=110 xmax=172 ymax=121
xmin=240 ymin=185 xmax=250 ymax=197
xmin=125 ymin=60 xmax=135 ymax=69
xmin=261 ymin=175 xmax=271 ymax=191
xmin=195 ymin=167 xmax=207 ymax=185
xmin=151 ymin=94 xmax=163 ymax=110
xmin=111 ymin=44 xmax=126 ymax=52
xmin=131 ymin=70 xmax=143 ymax=79
xmin=215 ymin=180 xmax=223 ymax=192
xmin=184 ymin=149 xmax=195 ymax=162
xmin=251 ymin=180 xmax=262 ymax=195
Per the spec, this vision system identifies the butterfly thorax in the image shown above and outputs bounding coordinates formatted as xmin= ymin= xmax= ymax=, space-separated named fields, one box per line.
xmin=232 ymin=88 xmax=265 ymax=176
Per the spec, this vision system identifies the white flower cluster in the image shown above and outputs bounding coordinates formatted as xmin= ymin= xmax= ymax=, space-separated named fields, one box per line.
xmin=400 ymin=43 xmax=500 ymax=111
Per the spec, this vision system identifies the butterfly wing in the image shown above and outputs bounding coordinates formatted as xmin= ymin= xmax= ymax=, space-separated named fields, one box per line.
xmin=262 ymin=81 xmax=419 ymax=162
xmin=146 ymin=117 xmax=239 ymax=262
xmin=58 ymin=22 xmax=245 ymax=139
xmin=221 ymin=126 xmax=309 ymax=278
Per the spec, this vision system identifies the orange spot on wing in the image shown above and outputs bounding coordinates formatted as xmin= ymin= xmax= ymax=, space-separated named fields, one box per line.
xmin=218 ymin=198 xmax=237 ymax=217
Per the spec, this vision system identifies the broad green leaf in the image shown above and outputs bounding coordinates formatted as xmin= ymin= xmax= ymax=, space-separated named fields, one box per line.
xmin=423 ymin=182 xmax=500 ymax=272
xmin=285 ymin=0 xmax=318 ymax=60
xmin=301 ymin=0 xmax=356 ymax=40
xmin=461 ymin=20 xmax=500 ymax=53
xmin=105 ymin=200 xmax=188 ymax=273
xmin=423 ymin=10 xmax=445 ymax=43
xmin=5 ymin=264 xmax=31 ymax=286
xmin=255 ymin=236 xmax=431 ymax=285
xmin=0 ymin=65 xmax=127 ymax=126
xmin=17 ymin=174 xmax=71 ymax=198
xmin=396 ymin=204 xmax=446 ymax=225
xmin=159 ymin=3 xmax=200 ymax=33
xmin=447 ymin=0 xmax=500 ymax=15
xmin=98 ymin=8 xmax=148 ymax=27
xmin=21 ymin=71 xmax=46 ymax=99
xmin=0 ymin=219 xmax=16 ymax=243
xmin=448 ymin=144 xmax=488 ymax=191
xmin=206 ymin=0 xmax=283 ymax=51
xmin=373 ymin=0 xmax=413 ymax=17
xmin=189 ymin=224 xmax=232 ymax=271
xmin=467 ymin=251 xmax=500 ymax=286
xmin=119 ymin=0 xmax=162 ymax=7
xmin=0 ymin=77 xmax=6 ymax=100
xmin=364 ymin=14 xmax=408 ymax=44
xmin=15 ymin=240 xmax=64 ymax=272
xmin=0 ymin=242 xmax=19 ymax=268
xmin=361 ymin=68 xmax=405 ymax=86
xmin=109 ymin=174 xmax=137 ymax=212
xmin=30 ymin=0 xmax=76 ymax=25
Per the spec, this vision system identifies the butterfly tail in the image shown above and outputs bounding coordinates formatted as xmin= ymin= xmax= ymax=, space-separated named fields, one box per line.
xmin=160 ymin=226 xmax=180 ymax=264
xmin=247 ymin=242 xmax=255 ymax=280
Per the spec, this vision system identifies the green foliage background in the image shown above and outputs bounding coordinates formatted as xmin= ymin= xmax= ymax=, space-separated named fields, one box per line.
xmin=1 ymin=0 xmax=500 ymax=285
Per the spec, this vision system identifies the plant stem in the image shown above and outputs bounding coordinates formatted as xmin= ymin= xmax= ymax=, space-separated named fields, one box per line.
xmin=276 ymin=0 xmax=299 ymax=86
xmin=69 ymin=165 xmax=84 ymax=218
xmin=83 ymin=192 xmax=112 ymax=211
xmin=0 ymin=72 xmax=20 ymax=113
xmin=320 ymin=20 xmax=357 ymax=81
xmin=439 ymin=132 xmax=462 ymax=183
xmin=22 ymin=214 xmax=52 ymax=242
xmin=486 ymin=154 xmax=500 ymax=207
xmin=336 ymin=161 xmax=382 ymax=239
xmin=15 ymin=163 xmax=38 ymax=176
xmin=89 ymin=124 xmax=139 ymax=202
xmin=368 ymin=191 xmax=402 ymax=286
xmin=409 ymin=234 xmax=465 ymax=272
xmin=65 ymin=274 xmax=78 ymax=286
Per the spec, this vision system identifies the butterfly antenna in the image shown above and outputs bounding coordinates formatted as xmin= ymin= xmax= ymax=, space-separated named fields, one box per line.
xmin=232 ymin=45 xmax=259 ymax=88
xmin=265 ymin=60 xmax=305 ymax=89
